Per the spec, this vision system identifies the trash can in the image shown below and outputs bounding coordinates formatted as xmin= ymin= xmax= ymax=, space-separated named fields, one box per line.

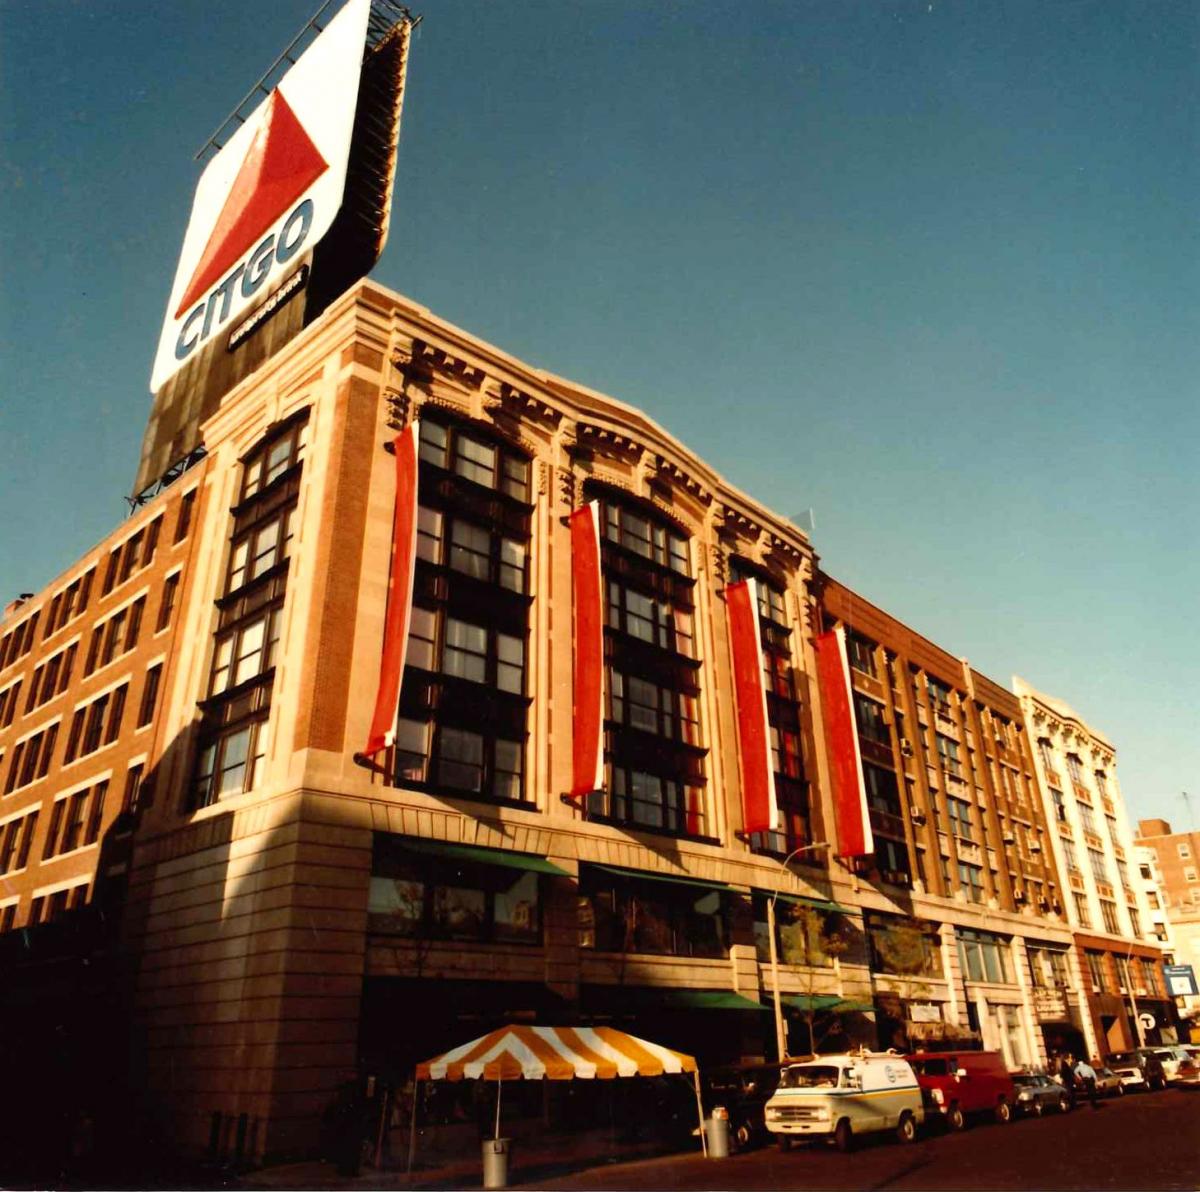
xmin=482 ymin=1137 xmax=511 ymax=1189
xmin=707 ymin=1107 xmax=730 ymax=1159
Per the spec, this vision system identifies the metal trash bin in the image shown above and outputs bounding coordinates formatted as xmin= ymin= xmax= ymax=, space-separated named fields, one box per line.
xmin=707 ymin=1107 xmax=730 ymax=1158
xmin=482 ymin=1137 xmax=512 ymax=1189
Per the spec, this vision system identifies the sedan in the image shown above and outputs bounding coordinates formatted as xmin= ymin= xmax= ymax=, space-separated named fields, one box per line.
xmin=1093 ymin=1067 xmax=1125 ymax=1097
xmin=1012 ymin=1073 xmax=1071 ymax=1116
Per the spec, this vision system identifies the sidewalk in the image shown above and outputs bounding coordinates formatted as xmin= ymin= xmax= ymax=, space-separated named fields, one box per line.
xmin=240 ymin=1128 xmax=702 ymax=1191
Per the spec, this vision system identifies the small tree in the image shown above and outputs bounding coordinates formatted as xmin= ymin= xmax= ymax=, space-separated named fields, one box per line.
xmin=777 ymin=903 xmax=853 ymax=1056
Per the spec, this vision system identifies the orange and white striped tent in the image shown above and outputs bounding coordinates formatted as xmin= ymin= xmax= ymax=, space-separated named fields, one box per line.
xmin=414 ymin=1024 xmax=698 ymax=1082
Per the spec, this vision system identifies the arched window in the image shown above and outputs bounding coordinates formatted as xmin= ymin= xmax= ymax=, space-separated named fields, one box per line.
xmin=729 ymin=559 xmax=809 ymax=854
xmin=391 ymin=415 xmax=533 ymax=804
xmin=587 ymin=490 xmax=708 ymax=837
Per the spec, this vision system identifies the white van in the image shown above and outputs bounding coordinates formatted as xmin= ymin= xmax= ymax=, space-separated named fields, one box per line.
xmin=764 ymin=1051 xmax=924 ymax=1152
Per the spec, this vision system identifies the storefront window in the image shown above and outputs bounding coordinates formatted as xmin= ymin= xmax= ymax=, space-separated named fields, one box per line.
xmin=752 ymin=895 xmax=848 ymax=967
xmin=579 ymin=868 xmax=729 ymax=959
xmin=864 ymin=910 xmax=943 ymax=978
xmin=957 ymin=929 xmax=1012 ymax=984
xmin=369 ymin=840 xmax=542 ymax=944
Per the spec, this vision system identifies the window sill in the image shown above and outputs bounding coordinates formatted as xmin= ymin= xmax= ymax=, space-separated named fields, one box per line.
xmin=585 ymin=813 xmax=720 ymax=847
xmin=392 ymin=780 xmax=535 ymax=812
xmin=43 ymin=841 xmax=99 ymax=864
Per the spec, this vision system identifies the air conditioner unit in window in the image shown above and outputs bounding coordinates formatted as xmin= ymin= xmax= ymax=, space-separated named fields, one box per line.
xmin=1052 ymin=899 xmax=1063 ymax=913
xmin=910 ymin=807 xmax=927 ymax=827
xmin=900 ymin=738 xmax=914 ymax=757
xmin=1029 ymin=842 xmax=1042 ymax=854
xmin=1003 ymin=833 xmax=1016 ymax=844
xmin=1014 ymin=888 xmax=1027 ymax=903
xmin=1039 ymin=898 xmax=1051 ymax=911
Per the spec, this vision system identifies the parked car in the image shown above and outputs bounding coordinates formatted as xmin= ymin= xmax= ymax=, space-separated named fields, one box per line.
xmin=1093 ymin=1066 xmax=1125 ymax=1097
xmin=1012 ymin=1073 xmax=1071 ymax=1116
xmin=1152 ymin=1047 xmax=1200 ymax=1087
xmin=1106 ymin=1049 xmax=1167 ymax=1091
xmin=764 ymin=1052 xmax=924 ymax=1152
xmin=906 ymin=1051 xmax=1016 ymax=1128
xmin=702 ymin=1062 xmax=786 ymax=1150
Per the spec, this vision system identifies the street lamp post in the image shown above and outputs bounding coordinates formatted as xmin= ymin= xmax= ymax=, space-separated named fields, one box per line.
xmin=766 ymin=841 xmax=831 ymax=1062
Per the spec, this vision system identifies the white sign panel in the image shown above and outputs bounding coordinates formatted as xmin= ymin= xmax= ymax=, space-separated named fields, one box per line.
xmin=150 ymin=0 xmax=370 ymax=391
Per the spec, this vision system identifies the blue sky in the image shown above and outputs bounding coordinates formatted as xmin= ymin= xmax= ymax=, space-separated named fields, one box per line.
xmin=1 ymin=0 xmax=1195 ymax=826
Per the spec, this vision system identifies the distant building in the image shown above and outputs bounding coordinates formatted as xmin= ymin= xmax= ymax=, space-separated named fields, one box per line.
xmin=819 ymin=580 xmax=1083 ymax=1067
xmin=0 ymin=473 xmax=202 ymax=1165
xmin=1135 ymin=819 xmax=1200 ymax=1025
xmin=1014 ymin=679 xmax=1172 ymax=1053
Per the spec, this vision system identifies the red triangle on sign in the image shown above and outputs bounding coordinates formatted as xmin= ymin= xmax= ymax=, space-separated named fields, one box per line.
xmin=175 ymin=90 xmax=329 ymax=318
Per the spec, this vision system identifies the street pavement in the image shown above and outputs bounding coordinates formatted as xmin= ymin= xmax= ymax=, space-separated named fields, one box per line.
xmin=510 ymin=1087 xmax=1200 ymax=1191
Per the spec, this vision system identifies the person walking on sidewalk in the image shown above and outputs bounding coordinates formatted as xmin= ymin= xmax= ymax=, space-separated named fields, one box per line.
xmin=1057 ymin=1053 xmax=1078 ymax=1110
xmin=1074 ymin=1058 xmax=1099 ymax=1110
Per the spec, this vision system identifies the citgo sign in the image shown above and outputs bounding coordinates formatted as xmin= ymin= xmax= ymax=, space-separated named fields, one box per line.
xmin=150 ymin=0 xmax=369 ymax=391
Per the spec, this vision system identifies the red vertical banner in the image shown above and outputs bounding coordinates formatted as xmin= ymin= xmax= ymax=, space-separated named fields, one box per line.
xmin=727 ymin=579 xmax=779 ymax=836
xmin=814 ymin=626 xmax=874 ymax=859
xmin=363 ymin=421 xmax=420 ymax=757
xmin=570 ymin=502 xmax=605 ymax=799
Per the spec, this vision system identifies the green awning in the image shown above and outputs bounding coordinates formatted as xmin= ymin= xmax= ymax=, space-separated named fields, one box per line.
xmin=590 ymin=986 xmax=768 ymax=1012
xmin=589 ymin=863 xmax=735 ymax=894
xmin=657 ymin=989 xmax=768 ymax=1012
xmin=768 ymin=891 xmax=858 ymax=916
xmin=786 ymin=994 xmax=847 ymax=1012
xmin=398 ymin=839 xmax=570 ymax=877
xmin=785 ymin=995 xmax=875 ymax=1014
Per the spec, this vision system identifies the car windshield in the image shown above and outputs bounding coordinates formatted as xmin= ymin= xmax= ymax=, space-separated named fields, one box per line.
xmin=1108 ymin=1052 xmax=1136 ymax=1066
xmin=780 ymin=1064 xmax=844 ymax=1089
xmin=909 ymin=1058 xmax=949 ymax=1076
xmin=1012 ymin=1075 xmax=1038 ymax=1087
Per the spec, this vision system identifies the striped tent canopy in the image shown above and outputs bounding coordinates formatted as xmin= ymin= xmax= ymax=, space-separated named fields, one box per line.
xmin=415 ymin=1025 xmax=698 ymax=1082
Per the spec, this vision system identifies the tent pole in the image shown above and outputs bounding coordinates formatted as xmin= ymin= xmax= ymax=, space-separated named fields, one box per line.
xmin=495 ymin=1076 xmax=502 ymax=1140
xmin=374 ymin=1087 xmax=390 ymax=1170
xmin=692 ymin=1070 xmax=707 ymax=1157
xmin=405 ymin=1078 xmax=420 ymax=1181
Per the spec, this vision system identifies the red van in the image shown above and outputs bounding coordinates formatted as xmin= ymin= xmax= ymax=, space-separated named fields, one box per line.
xmin=906 ymin=1051 xmax=1016 ymax=1129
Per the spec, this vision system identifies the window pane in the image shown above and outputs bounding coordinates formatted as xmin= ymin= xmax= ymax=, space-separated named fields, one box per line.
xmin=433 ymin=884 xmax=487 ymax=938
xmin=216 ymin=728 xmax=251 ymax=797
xmin=499 ymin=538 xmax=526 ymax=593
xmin=419 ymin=420 xmax=448 ymax=467
xmin=449 ymin=520 xmax=490 ymax=580
xmin=494 ymin=870 xmax=538 ymax=941
xmin=495 ymin=737 xmax=523 ymax=799
xmin=454 ymin=436 xmax=496 ymax=487
xmin=368 ymin=876 xmax=425 ymax=935
xmin=395 ymin=718 xmax=429 ymax=782
xmin=228 ymin=540 xmax=249 ymax=592
xmin=501 ymin=456 xmax=529 ymax=502
xmin=416 ymin=507 xmax=443 ymax=563
xmin=233 ymin=617 xmax=267 ymax=686
xmin=249 ymin=518 xmax=281 ymax=580
xmin=443 ymin=619 xmax=487 ymax=683
xmin=408 ymin=606 xmax=437 ymax=670
xmin=497 ymin=634 xmax=524 ymax=695
xmin=438 ymin=727 xmax=483 ymax=791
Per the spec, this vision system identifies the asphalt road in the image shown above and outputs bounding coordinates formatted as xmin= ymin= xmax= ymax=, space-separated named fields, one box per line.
xmin=512 ymin=1087 xmax=1200 ymax=1191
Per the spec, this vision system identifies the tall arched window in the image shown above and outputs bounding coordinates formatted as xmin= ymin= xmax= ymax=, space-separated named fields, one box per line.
xmin=391 ymin=414 xmax=533 ymax=803
xmin=729 ymin=559 xmax=809 ymax=853
xmin=587 ymin=491 xmax=708 ymax=837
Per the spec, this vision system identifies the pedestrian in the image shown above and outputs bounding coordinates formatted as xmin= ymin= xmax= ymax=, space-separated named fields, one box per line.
xmin=1074 ymin=1057 xmax=1099 ymax=1110
xmin=1058 ymin=1052 xmax=1077 ymax=1110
